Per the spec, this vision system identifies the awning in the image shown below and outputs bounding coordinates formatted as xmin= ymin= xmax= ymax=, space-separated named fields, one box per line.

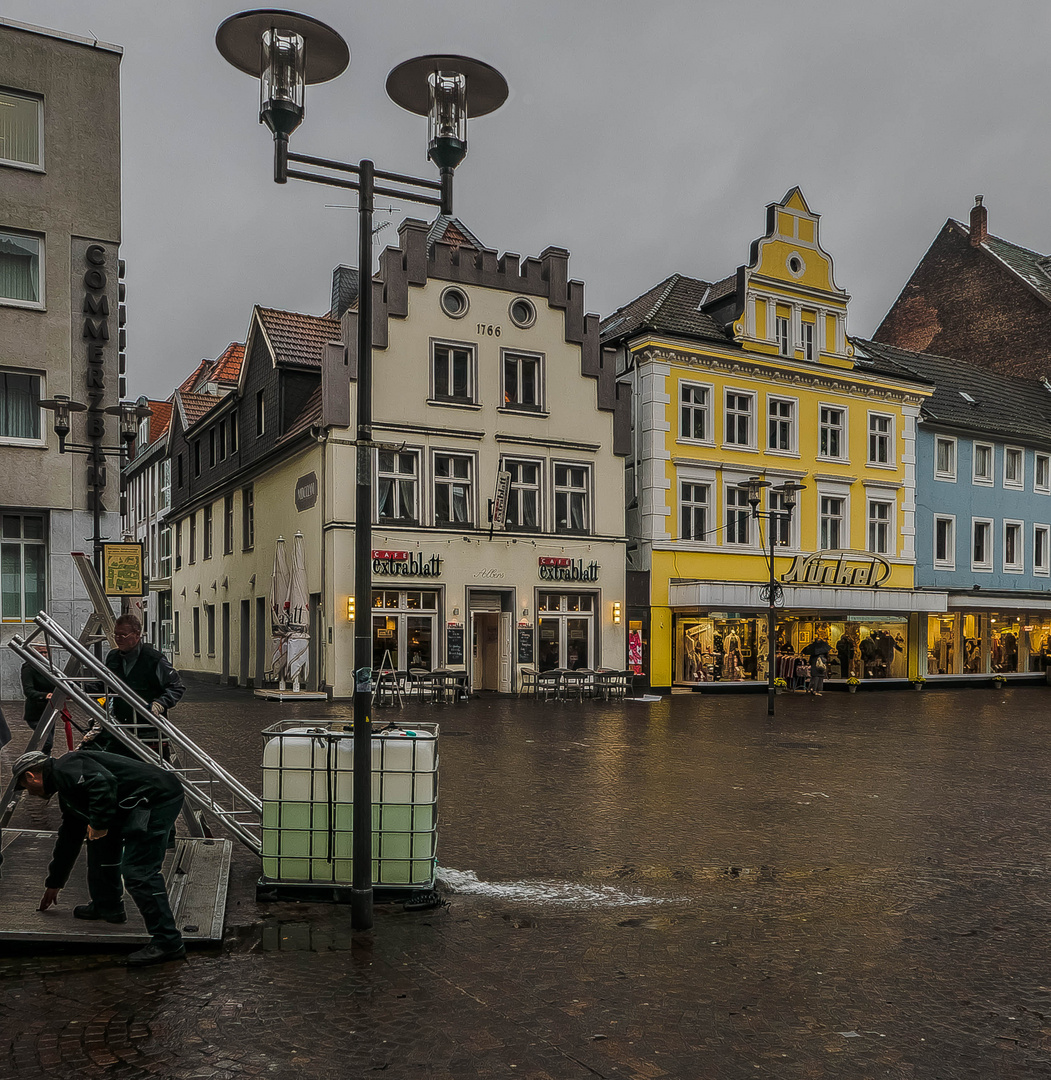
xmin=668 ymin=580 xmax=948 ymax=614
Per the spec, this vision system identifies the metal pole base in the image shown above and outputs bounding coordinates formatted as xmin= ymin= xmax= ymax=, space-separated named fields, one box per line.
xmin=351 ymin=887 xmax=374 ymax=930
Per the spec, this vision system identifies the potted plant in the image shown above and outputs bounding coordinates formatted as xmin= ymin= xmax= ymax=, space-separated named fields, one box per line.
xmin=912 ymin=676 xmax=926 ymax=691
xmin=773 ymin=677 xmax=787 ymax=695
xmin=846 ymin=677 xmax=860 ymax=694
xmin=993 ymin=674 xmax=1007 ymax=689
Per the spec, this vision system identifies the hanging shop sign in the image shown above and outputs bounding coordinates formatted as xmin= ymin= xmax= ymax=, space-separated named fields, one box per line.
xmin=780 ymin=550 xmax=891 ymax=588
xmin=537 ymin=557 xmax=600 ymax=582
xmin=102 ymin=542 xmax=145 ymax=597
xmin=372 ymin=550 xmax=442 ymax=578
xmin=295 ymin=471 xmax=318 ymax=511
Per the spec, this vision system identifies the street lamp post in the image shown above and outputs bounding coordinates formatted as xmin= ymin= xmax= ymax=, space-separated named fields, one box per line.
xmin=216 ymin=9 xmax=507 ymax=931
xmin=738 ymin=477 xmax=806 ymax=717
xmin=39 ymin=393 xmax=152 ymax=574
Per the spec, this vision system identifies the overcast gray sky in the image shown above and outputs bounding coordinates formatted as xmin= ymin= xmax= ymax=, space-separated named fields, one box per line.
xmin=7 ymin=0 xmax=1051 ymax=399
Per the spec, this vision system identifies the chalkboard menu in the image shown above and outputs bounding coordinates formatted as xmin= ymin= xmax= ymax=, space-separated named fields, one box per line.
xmin=446 ymin=625 xmax=465 ymax=665
xmin=517 ymin=626 xmax=534 ymax=665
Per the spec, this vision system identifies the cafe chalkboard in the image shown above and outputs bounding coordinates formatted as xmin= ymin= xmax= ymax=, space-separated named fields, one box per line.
xmin=446 ymin=625 xmax=465 ymax=666
xmin=517 ymin=626 xmax=534 ymax=665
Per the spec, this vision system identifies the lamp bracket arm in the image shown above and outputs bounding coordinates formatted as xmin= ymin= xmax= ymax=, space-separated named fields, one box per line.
xmin=287 ymin=151 xmax=443 ymax=195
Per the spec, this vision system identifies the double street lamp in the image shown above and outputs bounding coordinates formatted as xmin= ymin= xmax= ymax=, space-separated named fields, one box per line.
xmin=38 ymin=393 xmax=153 ymax=572
xmin=216 ymin=8 xmax=508 ymax=930
xmin=737 ymin=476 xmax=806 ymax=717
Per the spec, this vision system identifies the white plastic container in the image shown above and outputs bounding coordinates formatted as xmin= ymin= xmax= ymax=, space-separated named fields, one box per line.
xmin=260 ymin=723 xmax=438 ymax=888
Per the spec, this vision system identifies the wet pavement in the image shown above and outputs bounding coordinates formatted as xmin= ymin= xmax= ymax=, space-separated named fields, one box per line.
xmin=3 ymin=682 xmax=1051 ymax=1078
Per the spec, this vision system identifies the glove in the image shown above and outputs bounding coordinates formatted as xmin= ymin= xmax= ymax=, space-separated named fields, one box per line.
xmin=150 ymin=701 xmax=165 ymax=717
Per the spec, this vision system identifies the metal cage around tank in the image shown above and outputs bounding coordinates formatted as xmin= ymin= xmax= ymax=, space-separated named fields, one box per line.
xmin=259 ymin=720 xmax=439 ymax=896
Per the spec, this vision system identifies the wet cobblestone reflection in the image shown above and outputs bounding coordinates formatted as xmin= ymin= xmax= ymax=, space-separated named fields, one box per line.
xmin=3 ymin=683 xmax=1051 ymax=1077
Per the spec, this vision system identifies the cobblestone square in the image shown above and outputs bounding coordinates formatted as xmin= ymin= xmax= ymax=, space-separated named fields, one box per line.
xmin=3 ymin=683 xmax=1051 ymax=1078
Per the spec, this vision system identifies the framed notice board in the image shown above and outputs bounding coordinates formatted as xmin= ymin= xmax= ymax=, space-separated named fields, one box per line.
xmin=102 ymin=542 xmax=146 ymax=596
xmin=517 ymin=625 xmax=534 ymax=665
xmin=446 ymin=625 xmax=465 ymax=665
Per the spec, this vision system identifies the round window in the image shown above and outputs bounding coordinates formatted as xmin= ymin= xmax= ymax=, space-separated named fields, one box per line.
xmin=440 ymin=287 xmax=469 ymax=318
xmin=509 ymin=297 xmax=537 ymax=329
xmin=786 ymin=253 xmax=805 ymax=278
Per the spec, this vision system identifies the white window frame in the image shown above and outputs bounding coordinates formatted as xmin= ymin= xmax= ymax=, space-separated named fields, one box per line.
xmin=1036 ymin=453 xmax=1050 ymax=495
xmin=678 ymin=380 xmax=714 ymax=445
xmin=1034 ymin=524 xmax=1050 ymax=577
xmin=933 ymin=514 xmax=955 ymax=570
xmin=553 ymin=460 xmax=592 ymax=535
xmin=817 ymin=403 xmax=847 ymax=461
xmin=432 ymin=450 xmax=475 ymax=527
xmin=1003 ymin=519 xmax=1024 ymax=573
xmin=867 ymin=412 xmax=895 ymax=467
xmin=768 ymin=486 xmax=799 ymax=549
xmin=766 ymin=395 xmax=797 ymax=455
xmin=800 ymin=317 xmax=815 ymax=362
xmin=934 ymin=435 xmax=957 ymax=481
xmin=431 ymin=339 xmax=477 ymax=406
xmin=819 ymin=493 xmax=847 ymax=550
xmin=680 ymin=480 xmax=710 ymax=542
xmin=971 ymin=517 xmax=993 ymax=572
xmin=775 ymin=314 xmax=790 ymax=357
xmin=501 ymin=455 xmax=542 ymax=532
xmin=724 ymin=483 xmax=753 ymax=546
xmin=0 ymin=367 xmax=45 ymax=446
xmin=972 ymin=441 xmax=994 ymax=485
xmin=501 ymin=349 xmax=544 ymax=412
xmin=0 ymin=228 xmax=44 ymax=310
xmin=723 ymin=388 xmax=757 ymax=450
xmin=0 ymin=512 xmax=47 ymax=622
xmin=1003 ymin=446 xmax=1024 ymax=489
xmin=867 ymin=497 xmax=895 ymax=555
xmin=376 ymin=448 xmax=420 ymax=525
xmin=0 ymin=89 xmax=44 ymax=170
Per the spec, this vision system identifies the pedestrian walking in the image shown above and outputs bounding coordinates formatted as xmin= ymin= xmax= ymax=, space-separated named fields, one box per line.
xmin=21 ymin=643 xmax=57 ymax=754
xmin=13 ymin=748 xmax=187 ymax=966
xmin=809 ymin=653 xmax=827 ymax=696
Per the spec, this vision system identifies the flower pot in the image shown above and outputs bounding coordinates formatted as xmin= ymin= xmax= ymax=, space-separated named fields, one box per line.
xmin=847 ymin=685 xmax=857 ymax=694
xmin=912 ymin=682 xmax=924 ymax=691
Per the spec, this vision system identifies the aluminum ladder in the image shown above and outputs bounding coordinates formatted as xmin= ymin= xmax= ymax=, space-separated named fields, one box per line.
xmin=3 ymin=568 xmax=262 ymax=856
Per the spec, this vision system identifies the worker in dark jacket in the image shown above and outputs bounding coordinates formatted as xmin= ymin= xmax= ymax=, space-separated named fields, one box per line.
xmin=21 ymin=643 xmax=58 ymax=753
xmin=91 ymin=613 xmax=184 ymax=757
xmin=14 ymin=748 xmax=186 ymax=966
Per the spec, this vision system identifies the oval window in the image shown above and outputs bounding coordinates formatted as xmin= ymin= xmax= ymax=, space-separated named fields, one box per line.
xmin=509 ymin=297 xmax=536 ymax=329
xmin=440 ymin=287 xmax=469 ymax=318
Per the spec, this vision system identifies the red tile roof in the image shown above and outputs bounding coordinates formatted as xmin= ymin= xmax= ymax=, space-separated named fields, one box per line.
xmin=257 ymin=308 xmax=341 ymax=370
xmin=177 ymin=343 xmax=245 ymax=393
xmin=179 ymin=390 xmax=223 ymax=428
xmin=147 ymin=399 xmax=172 ymax=443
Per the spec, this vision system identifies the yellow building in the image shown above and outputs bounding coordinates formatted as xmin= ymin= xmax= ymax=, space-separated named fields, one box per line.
xmin=602 ymin=189 xmax=939 ymax=691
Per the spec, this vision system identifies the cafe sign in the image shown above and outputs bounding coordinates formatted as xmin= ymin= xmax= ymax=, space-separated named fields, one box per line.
xmin=781 ymin=550 xmax=891 ymax=588
xmin=372 ymin=550 xmax=442 ymax=578
xmin=538 ymin=556 xmax=600 ymax=582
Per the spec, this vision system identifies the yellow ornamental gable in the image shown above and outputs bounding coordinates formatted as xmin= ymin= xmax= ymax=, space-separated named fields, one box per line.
xmin=735 ymin=187 xmax=853 ymax=366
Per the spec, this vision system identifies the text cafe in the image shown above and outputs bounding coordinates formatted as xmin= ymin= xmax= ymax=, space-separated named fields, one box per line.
xmin=666 ymin=549 xmax=946 ymax=687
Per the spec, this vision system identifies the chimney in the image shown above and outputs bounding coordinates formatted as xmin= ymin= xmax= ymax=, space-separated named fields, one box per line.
xmin=970 ymin=195 xmax=987 ymax=247
xmin=329 ymin=265 xmax=359 ymax=319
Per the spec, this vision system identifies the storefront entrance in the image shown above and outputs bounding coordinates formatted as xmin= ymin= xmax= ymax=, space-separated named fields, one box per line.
xmin=469 ymin=589 xmax=513 ymax=693
xmin=372 ymin=589 xmax=438 ymax=670
xmin=537 ymin=592 xmax=595 ymax=672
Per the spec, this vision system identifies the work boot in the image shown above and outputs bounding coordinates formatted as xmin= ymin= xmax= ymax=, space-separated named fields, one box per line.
xmin=73 ymin=902 xmax=127 ymax=924
xmin=126 ymin=941 xmax=186 ymax=967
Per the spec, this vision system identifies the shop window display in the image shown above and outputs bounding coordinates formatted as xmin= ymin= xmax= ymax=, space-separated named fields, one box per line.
xmin=675 ymin=617 xmax=757 ymax=682
xmin=990 ymin=618 xmax=1020 ymax=673
xmin=1027 ymin=619 xmax=1051 ymax=672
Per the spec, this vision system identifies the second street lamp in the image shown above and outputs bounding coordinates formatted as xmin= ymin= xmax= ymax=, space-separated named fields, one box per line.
xmin=217 ymin=8 xmax=507 ymax=931
xmin=738 ymin=477 xmax=806 ymax=716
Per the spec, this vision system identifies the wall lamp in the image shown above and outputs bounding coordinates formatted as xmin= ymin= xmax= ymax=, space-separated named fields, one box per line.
xmin=346 ymin=595 xmax=355 ymax=620
xmin=612 ymin=601 xmax=622 ymax=624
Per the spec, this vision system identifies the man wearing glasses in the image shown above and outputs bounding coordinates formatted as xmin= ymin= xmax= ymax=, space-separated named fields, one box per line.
xmin=91 ymin=613 xmax=185 ymax=759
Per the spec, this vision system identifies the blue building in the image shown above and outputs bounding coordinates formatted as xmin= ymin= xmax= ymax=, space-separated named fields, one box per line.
xmin=857 ymin=340 xmax=1051 ymax=679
